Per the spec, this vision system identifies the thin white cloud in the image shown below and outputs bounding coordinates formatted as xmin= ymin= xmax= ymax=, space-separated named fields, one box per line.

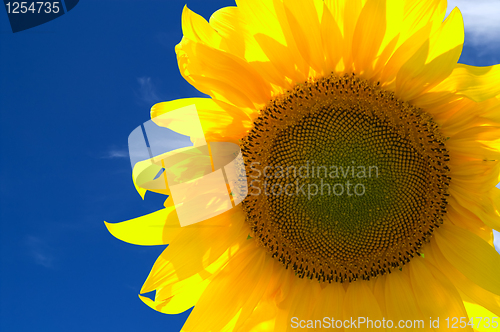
xmin=136 ymin=77 xmax=163 ymax=106
xmin=447 ymin=0 xmax=500 ymax=47
xmin=25 ymin=236 xmax=55 ymax=268
xmin=104 ymin=149 xmax=129 ymax=159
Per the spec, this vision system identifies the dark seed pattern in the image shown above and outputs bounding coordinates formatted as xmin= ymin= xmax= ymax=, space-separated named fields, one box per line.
xmin=240 ymin=74 xmax=450 ymax=283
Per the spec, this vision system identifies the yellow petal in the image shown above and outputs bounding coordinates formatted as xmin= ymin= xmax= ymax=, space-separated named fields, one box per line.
xmin=446 ymin=203 xmax=494 ymax=246
xmin=320 ymin=3 xmax=343 ymax=74
xmin=104 ymin=206 xmax=179 ymax=246
xmin=237 ymin=301 xmax=276 ymax=332
xmin=131 ymin=144 xmax=216 ymax=200
xmin=343 ymin=281 xmax=384 ymax=331
xmin=425 ymin=239 xmax=500 ymax=318
xmin=450 ymin=187 xmax=500 ymax=232
xmin=208 ymin=6 xmax=245 ymax=58
xmin=450 ymin=159 xmax=500 ymax=194
xmin=282 ymin=0 xmax=325 ymax=74
xmin=271 ymin=0 xmax=311 ymax=78
xmin=140 ymin=206 xmax=247 ymax=293
xmin=431 ymin=64 xmax=500 ymax=102
xmin=235 ymin=0 xmax=308 ymax=82
xmin=208 ymin=6 xmax=289 ymax=91
xmin=409 ymin=257 xmax=472 ymax=331
xmin=235 ymin=0 xmax=286 ymax=46
xmin=379 ymin=20 xmax=432 ymax=87
xmin=181 ymin=5 xmax=222 ymax=48
xmin=280 ymin=278 xmax=321 ymax=332
xmin=310 ymin=282 xmax=345 ymax=330
xmin=132 ymin=158 xmax=165 ymax=199
xmin=379 ymin=0 xmax=403 ymax=48
xmin=341 ymin=0 xmax=366 ymax=71
xmin=396 ymin=7 xmax=464 ymax=101
xmin=384 ymin=271 xmax=427 ymax=328
xmin=178 ymin=70 xmax=256 ymax=109
xmin=131 ymin=157 xmax=170 ymax=198
xmin=351 ymin=0 xmax=387 ymax=77
xmin=145 ymin=243 xmax=243 ymax=315
xmin=401 ymin=0 xmax=447 ymax=41
xmin=371 ymin=0 xmax=403 ymax=80
xmin=435 ymin=223 xmax=500 ymax=296
xmin=139 ymin=278 xmax=207 ymax=315
xmin=139 ymin=241 xmax=239 ymax=315
xmin=176 ymin=38 xmax=272 ymax=108
xmin=182 ymin=244 xmax=273 ymax=332
xmin=324 ymin=0 xmax=346 ymax=34
xmin=373 ymin=276 xmax=387 ymax=315
xmin=438 ymin=98 xmax=486 ymax=135
xmin=483 ymin=99 xmax=500 ymax=125
xmin=151 ymin=97 xmax=252 ymax=142
xmin=253 ymin=32 xmax=306 ymax=83
xmin=446 ymin=124 xmax=500 ymax=161
xmin=463 ymin=302 xmax=500 ymax=332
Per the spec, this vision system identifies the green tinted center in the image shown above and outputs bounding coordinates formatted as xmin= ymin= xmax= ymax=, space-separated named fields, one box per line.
xmin=241 ymin=74 xmax=450 ymax=283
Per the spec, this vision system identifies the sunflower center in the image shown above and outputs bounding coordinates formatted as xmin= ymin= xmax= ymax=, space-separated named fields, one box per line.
xmin=241 ymin=74 xmax=450 ymax=283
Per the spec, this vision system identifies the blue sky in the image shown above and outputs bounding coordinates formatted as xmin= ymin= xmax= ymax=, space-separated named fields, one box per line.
xmin=0 ymin=1 xmax=499 ymax=331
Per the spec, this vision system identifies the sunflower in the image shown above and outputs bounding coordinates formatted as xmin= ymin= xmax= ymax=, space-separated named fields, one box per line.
xmin=105 ymin=0 xmax=500 ymax=331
